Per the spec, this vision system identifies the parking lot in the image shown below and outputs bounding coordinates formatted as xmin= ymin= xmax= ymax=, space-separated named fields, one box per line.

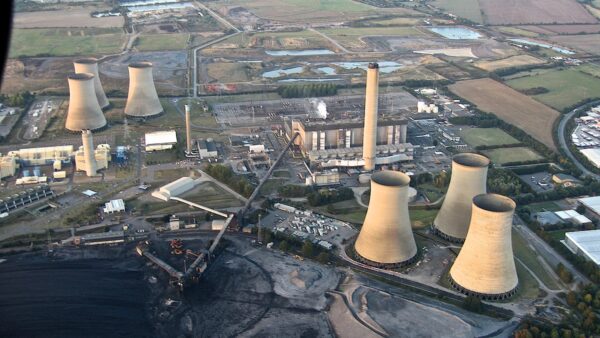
xmin=519 ymin=171 xmax=554 ymax=193
xmin=23 ymin=98 xmax=61 ymax=140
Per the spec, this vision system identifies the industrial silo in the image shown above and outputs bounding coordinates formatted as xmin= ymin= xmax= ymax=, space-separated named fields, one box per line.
xmin=65 ymin=73 xmax=107 ymax=131
xmin=449 ymin=193 xmax=518 ymax=300
xmin=362 ymin=63 xmax=379 ymax=171
xmin=73 ymin=58 xmax=109 ymax=109
xmin=354 ymin=170 xmax=417 ymax=267
xmin=124 ymin=62 xmax=163 ymax=118
xmin=433 ymin=153 xmax=489 ymax=242
xmin=81 ymin=130 xmax=98 ymax=177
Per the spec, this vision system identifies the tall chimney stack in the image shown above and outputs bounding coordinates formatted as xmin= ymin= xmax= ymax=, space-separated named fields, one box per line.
xmin=185 ymin=104 xmax=192 ymax=154
xmin=81 ymin=130 xmax=98 ymax=177
xmin=362 ymin=63 xmax=379 ymax=171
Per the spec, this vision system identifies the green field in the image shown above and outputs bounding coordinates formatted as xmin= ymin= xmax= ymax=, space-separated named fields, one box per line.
xmin=458 ymin=128 xmax=521 ymax=148
xmin=9 ymin=28 xmax=125 ymax=57
xmin=578 ymin=63 xmax=600 ymax=78
xmin=512 ymin=231 xmax=560 ymax=290
xmin=134 ymin=33 xmax=190 ymax=51
xmin=432 ymin=0 xmax=483 ymax=23
xmin=483 ymin=147 xmax=544 ymax=165
xmin=526 ymin=201 xmax=562 ymax=213
xmin=505 ymin=68 xmax=600 ymax=111
xmin=317 ymin=26 xmax=425 ymax=49
xmin=410 ymin=209 xmax=438 ymax=229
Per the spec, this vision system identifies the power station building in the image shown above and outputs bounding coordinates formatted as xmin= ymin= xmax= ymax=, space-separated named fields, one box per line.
xmin=75 ymin=132 xmax=110 ymax=176
xmin=433 ymin=153 xmax=489 ymax=242
xmin=354 ymin=171 xmax=417 ymax=267
xmin=73 ymin=58 xmax=110 ymax=109
xmin=7 ymin=146 xmax=74 ymax=166
xmin=65 ymin=73 xmax=107 ymax=131
xmin=125 ymin=62 xmax=163 ymax=118
xmin=449 ymin=194 xmax=518 ymax=300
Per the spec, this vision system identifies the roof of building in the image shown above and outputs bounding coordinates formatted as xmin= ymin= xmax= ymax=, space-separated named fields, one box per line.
xmin=578 ymin=196 xmax=600 ymax=214
xmin=565 ymin=230 xmax=600 ymax=265
xmin=300 ymin=117 xmax=407 ymax=131
xmin=555 ymin=210 xmax=591 ymax=224
xmin=580 ymin=148 xmax=600 ymax=169
xmin=534 ymin=211 xmax=562 ymax=225
xmin=553 ymin=173 xmax=579 ymax=182
xmin=145 ymin=130 xmax=177 ymax=145
xmin=82 ymin=189 xmax=97 ymax=197
xmin=104 ymin=199 xmax=125 ymax=213
xmin=206 ymin=140 xmax=217 ymax=152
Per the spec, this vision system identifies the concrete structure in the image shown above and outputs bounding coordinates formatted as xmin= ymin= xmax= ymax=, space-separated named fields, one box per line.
xmin=362 ymin=63 xmax=379 ymax=171
xmin=152 ymin=177 xmax=197 ymax=201
xmin=185 ymin=104 xmax=192 ymax=154
xmin=65 ymin=73 xmax=107 ymax=131
xmin=81 ymin=130 xmax=97 ymax=176
xmin=307 ymin=143 xmax=413 ymax=168
xmin=73 ymin=58 xmax=109 ymax=109
xmin=450 ymin=194 xmax=518 ymax=300
xmin=555 ymin=210 xmax=592 ymax=226
xmin=125 ymin=62 xmax=163 ymax=118
xmin=7 ymin=146 xmax=73 ymax=166
xmin=198 ymin=138 xmax=218 ymax=159
xmin=103 ymin=199 xmax=125 ymax=214
xmin=433 ymin=153 xmax=489 ymax=242
xmin=145 ymin=130 xmax=177 ymax=151
xmin=0 ymin=156 xmax=17 ymax=179
xmin=0 ymin=185 xmax=53 ymax=214
xmin=417 ymin=101 xmax=439 ymax=114
xmin=563 ymin=230 xmax=600 ymax=266
xmin=354 ymin=171 xmax=417 ymax=268
xmin=307 ymin=170 xmax=340 ymax=186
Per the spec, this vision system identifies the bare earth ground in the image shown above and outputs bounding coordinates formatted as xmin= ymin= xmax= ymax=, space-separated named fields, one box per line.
xmin=478 ymin=0 xmax=598 ymax=25
xmin=520 ymin=24 xmax=600 ymax=34
xmin=449 ymin=78 xmax=560 ymax=150
xmin=474 ymin=55 xmax=546 ymax=72
xmin=13 ymin=8 xmax=124 ymax=28
xmin=549 ymin=34 xmax=600 ymax=55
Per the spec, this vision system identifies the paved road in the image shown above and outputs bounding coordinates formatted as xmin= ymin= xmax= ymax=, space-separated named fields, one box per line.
xmin=557 ymin=101 xmax=600 ymax=180
xmin=513 ymin=215 xmax=590 ymax=285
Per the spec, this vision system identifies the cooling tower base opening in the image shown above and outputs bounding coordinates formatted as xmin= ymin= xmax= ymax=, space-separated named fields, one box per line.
xmin=448 ymin=275 xmax=518 ymax=301
xmin=65 ymin=123 xmax=109 ymax=133
xmin=125 ymin=110 xmax=164 ymax=120
xmin=431 ymin=226 xmax=465 ymax=244
xmin=351 ymin=245 xmax=418 ymax=269
xmin=101 ymin=102 xmax=113 ymax=111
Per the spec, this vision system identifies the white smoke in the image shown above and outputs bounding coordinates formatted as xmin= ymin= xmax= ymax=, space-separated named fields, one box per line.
xmin=309 ymin=99 xmax=328 ymax=119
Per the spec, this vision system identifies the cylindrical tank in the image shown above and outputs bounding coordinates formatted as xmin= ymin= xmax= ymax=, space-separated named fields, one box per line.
xmin=82 ymin=130 xmax=98 ymax=177
xmin=185 ymin=104 xmax=192 ymax=154
xmin=73 ymin=58 xmax=109 ymax=109
xmin=65 ymin=73 xmax=107 ymax=131
xmin=362 ymin=63 xmax=379 ymax=171
xmin=449 ymin=194 xmax=518 ymax=300
xmin=354 ymin=171 xmax=417 ymax=267
xmin=125 ymin=62 xmax=163 ymax=118
xmin=433 ymin=153 xmax=489 ymax=242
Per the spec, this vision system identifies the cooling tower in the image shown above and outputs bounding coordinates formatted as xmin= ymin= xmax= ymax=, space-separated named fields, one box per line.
xmin=185 ymin=104 xmax=192 ymax=154
xmin=82 ymin=130 xmax=98 ymax=176
xmin=433 ymin=153 xmax=489 ymax=242
xmin=354 ymin=171 xmax=417 ymax=267
xmin=73 ymin=58 xmax=109 ymax=109
xmin=125 ymin=62 xmax=163 ymax=118
xmin=362 ymin=63 xmax=379 ymax=171
xmin=66 ymin=73 xmax=107 ymax=132
xmin=449 ymin=194 xmax=518 ymax=300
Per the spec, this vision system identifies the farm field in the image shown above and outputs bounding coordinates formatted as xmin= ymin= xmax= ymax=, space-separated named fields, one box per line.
xmin=9 ymin=28 xmax=125 ymax=58
xmin=449 ymin=78 xmax=560 ymax=150
xmin=521 ymin=24 xmax=600 ymax=34
xmin=586 ymin=5 xmax=600 ymax=20
xmin=474 ymin=55 xmax=545 ymax=72
xmin=317 ymin=26 xmax=426 ymax=50
xmin=13 ymin=8 xmax=124 ymax=28
xmin=134 ymin=33 xmax=190 ymax=52
xmin=505 ymin=68 xmax=600 ymax=111
xmin=579 ymin=63 xmax=600 ymax=77
xmin=483 ymin=147 xmax=544 ymax=165
xmin=550 ymin=34 xmax=600 ymax=55
xmin=478 ymin=0 xmax=597 ymax=25
xmin=221 ymin=30 xmax=333 ymax=50
xmin=511 ymin=231 xmax=560 ymax=290
xmin=432 ymin=0 xmax=483 ymax=23
xmin=458 ymin=127 xmax=520 ymax=148
xmin=495 ymin=26 xmax=539 ymax=37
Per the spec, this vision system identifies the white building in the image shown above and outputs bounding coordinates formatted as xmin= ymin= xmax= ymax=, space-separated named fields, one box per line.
xmin=578 ymin=196 xmax=600 ymax=219
xmin=555 ymin=210 xmax=592 ymax=226
xmin=145 ymin=130 xmax=177 ymax=152
xmin=152 ymin=177 xmax=196 ymax=201
xmin=563 ymin=230 xmax=600 ymax=266
xmin=104 ymin=199 xmax=125 ymax=214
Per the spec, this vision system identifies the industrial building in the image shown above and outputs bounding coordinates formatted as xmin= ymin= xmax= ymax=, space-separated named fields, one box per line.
xmin=65 ymin=73 xmax=107 ymax=131
xmin=450 ymin=194 xmax=518 ymax=300
xmin=563 ymin=230 xmax=600 ymax=266
xmin=306 ymin=170 xmax=340 ymax=186
xmin=417 ymin=101 xmax=439 ymax=114
xmin=0 ymin=185 xmax=53 ymax=214
xmin=73 ymin=58 xmax=110 ymax=109
xmin=0 ymin=156 xmax=17 ymax=179
xmin=7 ymin=146 xmax=73 ymax=166
xmin=307 ymin=143 xmax=413 ymax=168
xmin=75 ymin=133 xmax=110 ymax=175
xmin=577 ymin=196 xmax=600 ymax=219
xmin=198 ymin=138 xmax=218 ymax=159
xmin=103 ymin=199 xmax=125 ymax=214
xmin=145 ymin=130 xmax=177 ymax=152
xmin=125 ymin=62 xmax=163 ymax=118
xmin=152 ymin=177 xmax=197 ymax=201
xmin=433 ymin=153 xmax=489 ymax=242
xmin=354 ymin=171 xmax=417 ymax=268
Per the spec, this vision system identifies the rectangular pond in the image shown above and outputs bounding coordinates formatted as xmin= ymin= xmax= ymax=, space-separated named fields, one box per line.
xmin=428 ymin=26 xmax=482 ymax=40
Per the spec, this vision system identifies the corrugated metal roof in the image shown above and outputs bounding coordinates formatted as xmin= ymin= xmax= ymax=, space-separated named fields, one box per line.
xmin=145 ymin=130 xmax=177 ymax=145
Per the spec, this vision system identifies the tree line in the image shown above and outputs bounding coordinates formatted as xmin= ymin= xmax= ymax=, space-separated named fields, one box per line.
xmin=277 ymin=84 xmax=337 ymax=98
xmin=205 ymin=163 xmax=255 ymax=198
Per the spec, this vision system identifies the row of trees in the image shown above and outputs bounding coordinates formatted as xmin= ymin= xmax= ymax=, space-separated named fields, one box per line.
xmin=277 ymin=84 xmax=337 ymax=98
xmin=205 ymin=163 xmax=255 ymax=198
xmin=487 ymin=168 xmax=530 ymax=197
xmin=260 ymin=228 xmax=332 ymax=263
xmin=307 ymin=187 xmax=354 ymax=207
xmin=0 ymin=91 xmax=35 ymax=108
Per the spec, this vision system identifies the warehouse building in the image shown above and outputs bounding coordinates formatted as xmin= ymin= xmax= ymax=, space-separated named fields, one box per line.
xmin=103 ymin=199 xmax=125 ymax=214
xmin=198 ymin=138 xmax=218 ymax=159
xmin=563 ymin=230 xmax=600 ymax=266
xmin=145 ymin=130 xmax=177 ymax=152
xmin=152 ymin=177 xmax=197 ymax=201
xmin=7 ymin=145 xmax=73 ymax=166
xmin=577 ymin=196 xmax=600 ymax=219
xmin=0 ymin=156 xmax=17 ymax=179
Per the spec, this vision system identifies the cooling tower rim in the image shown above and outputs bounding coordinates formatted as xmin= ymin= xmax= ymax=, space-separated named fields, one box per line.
xmin=68 ymin=72 xmax=95 ymax=80
xmin=129 ymin=61 xmax=153 ymax=68
xmin=368 ymin=62 xmax=379 ymax=69
xmin=453 ymin=153 xmax=489 ymax=168
xmin=371 ymin=170 xmax=410 ymax=187
xmin=74 ymin=58 xmax=99 ymax=65
xmin=473 ymin=193 xmax=515 ymax=213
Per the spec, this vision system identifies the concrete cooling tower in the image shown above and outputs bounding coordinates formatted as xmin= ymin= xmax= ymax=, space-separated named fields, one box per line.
xmin=449 ymin=194 xmax=518 ymax=300
xmin=433 ymin=153 xmax=489 ymax=242
xmin=66 ymin=73 xmax=107 ymax=132
xmin=73 ymin=58 xmax=109 ymax=109
xmin=125 ymin=62 xmax=163 ymax=118
xmin=362 ymin=63 xmax=379 ymax=171
xmin=354 ymin=171 xmax=417 ymax=267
